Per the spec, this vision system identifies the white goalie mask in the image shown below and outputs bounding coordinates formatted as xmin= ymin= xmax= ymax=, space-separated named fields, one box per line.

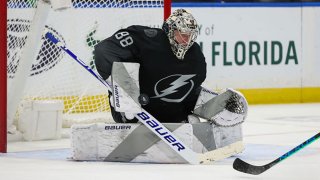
xmin=162 ymin=9 xmax=199 ymax=60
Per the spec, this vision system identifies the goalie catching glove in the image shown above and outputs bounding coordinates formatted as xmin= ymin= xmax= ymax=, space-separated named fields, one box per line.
xmin=193 ymin=88 xmax=248 ymax=127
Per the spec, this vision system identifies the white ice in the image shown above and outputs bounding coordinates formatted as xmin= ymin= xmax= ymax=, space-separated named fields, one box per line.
xmin=1 ymin=103 xmax=320 ymax=180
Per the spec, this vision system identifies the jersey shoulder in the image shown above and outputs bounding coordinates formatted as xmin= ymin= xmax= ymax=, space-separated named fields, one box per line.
xmin=189 ymin=42 xmax=205 ymax=61
xmin=126 ymin=25 xmax=164 ymax=39
xmin=192 ymin=42 xmax=202 ymax=52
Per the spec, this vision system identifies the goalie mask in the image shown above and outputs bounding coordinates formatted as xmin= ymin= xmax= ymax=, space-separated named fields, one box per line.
xmin=162 ymin=9 xmax=199 ymax=60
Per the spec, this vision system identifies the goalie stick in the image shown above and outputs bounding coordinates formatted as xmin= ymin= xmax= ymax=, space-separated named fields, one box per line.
xmin=45 ymin=32 xmax=243 ymax=165
xmin=233 ymin=132 xmax=320 ymax=175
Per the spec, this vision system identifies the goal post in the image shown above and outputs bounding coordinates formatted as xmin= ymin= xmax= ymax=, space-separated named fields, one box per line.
xmin=2 ymin=0 xmax=171 ymax=153
xmin=164 ymin=0 xmax=172 ymax=20
xmin=7 ymin=0 xmax=51 ymax=138
xmin=0 ymin=0 xmax=7 ymax=153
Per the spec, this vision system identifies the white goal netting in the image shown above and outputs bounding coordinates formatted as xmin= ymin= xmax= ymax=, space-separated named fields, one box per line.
xmin=7 ymin=0 xmax=165 ymax=129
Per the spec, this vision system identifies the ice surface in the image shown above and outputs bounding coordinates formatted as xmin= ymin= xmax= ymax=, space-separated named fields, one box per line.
xmin=1 ymin=103 xmax=319 ymax=180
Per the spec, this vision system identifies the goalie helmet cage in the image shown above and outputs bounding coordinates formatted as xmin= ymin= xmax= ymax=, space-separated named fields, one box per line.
xmin=1 ymin=0 xmax=171 ymax=153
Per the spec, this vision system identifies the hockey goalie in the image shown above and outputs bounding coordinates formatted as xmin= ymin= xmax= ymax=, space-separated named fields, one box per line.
xmin=71 ymin=9 xmax=248 ymax=164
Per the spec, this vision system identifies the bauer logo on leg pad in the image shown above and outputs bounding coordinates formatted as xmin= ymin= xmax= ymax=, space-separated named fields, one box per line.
xmin=137 ymin=112 xmax=186 ymax=151
xmin=105 ymin=125 xmax=131 ymax=130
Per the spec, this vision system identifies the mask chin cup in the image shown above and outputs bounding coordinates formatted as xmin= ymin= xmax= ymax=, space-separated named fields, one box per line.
xmin=175 ymin=44 xmax=188 ymax=60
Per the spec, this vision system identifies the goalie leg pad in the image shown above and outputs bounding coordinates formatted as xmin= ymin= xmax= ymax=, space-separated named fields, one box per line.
xmin=71 ymin=122 xmax=244 ymax=164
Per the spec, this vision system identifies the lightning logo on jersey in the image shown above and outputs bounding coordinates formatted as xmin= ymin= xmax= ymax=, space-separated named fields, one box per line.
xmin=152 ymin=74 xmax=196 ymax=103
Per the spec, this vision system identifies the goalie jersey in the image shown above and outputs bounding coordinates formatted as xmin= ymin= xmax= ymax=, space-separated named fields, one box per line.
xmin=94 ymin=25 xmax=206 ymax=123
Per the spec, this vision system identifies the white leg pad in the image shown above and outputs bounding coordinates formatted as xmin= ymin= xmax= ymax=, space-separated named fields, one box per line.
xmin=71 ymin=122 xmax=243 ymax=163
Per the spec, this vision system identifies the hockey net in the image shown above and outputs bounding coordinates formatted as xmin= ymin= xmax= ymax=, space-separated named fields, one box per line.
xmin=4 ymin=0 xmax=170 ymax=148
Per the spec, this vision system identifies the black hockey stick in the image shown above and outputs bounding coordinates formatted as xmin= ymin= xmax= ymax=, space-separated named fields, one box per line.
xmin=233 ymin=132 xmax=320 ymax=175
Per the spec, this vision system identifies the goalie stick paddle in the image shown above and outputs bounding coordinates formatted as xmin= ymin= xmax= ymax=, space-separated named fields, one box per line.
xmin=44 ymin=32 xmax=201 ymax=164
xmin=233 ymin=132 xmax=320 ymax=175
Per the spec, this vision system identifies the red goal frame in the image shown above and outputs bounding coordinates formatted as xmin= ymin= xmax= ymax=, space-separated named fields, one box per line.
xmin=0 ymin=0 xmax=7 ymax=153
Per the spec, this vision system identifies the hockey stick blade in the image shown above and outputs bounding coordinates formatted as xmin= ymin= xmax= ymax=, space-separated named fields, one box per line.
xmin=233 ymin=158 xmax=272 ymax=175
xmin=233 ymin=132 xmax=320 ymax=175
